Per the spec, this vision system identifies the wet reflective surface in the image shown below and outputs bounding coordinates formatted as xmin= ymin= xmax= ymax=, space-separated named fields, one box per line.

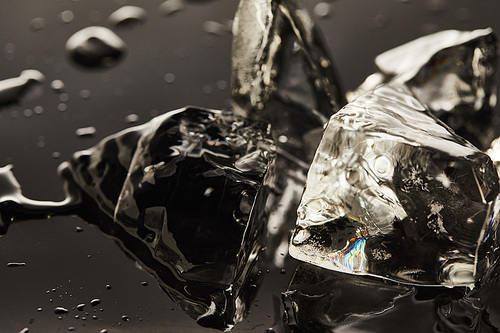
xmin=2 ymin=0 xmax=500 ymax=332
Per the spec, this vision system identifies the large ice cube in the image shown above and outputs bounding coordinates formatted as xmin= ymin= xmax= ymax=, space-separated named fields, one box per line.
xmin=349 ymin=29 xmax=499 ymax=149
xmin=0 ymin=106 xmax=276 ymax=330
xmin=290 ymin=84 xmax=500 ymax=287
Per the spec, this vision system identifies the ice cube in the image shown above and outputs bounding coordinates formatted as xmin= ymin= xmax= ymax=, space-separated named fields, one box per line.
xmin=349 ymin=28 xmax=499 ymax=150
xmin=231 ymin=0 xmax=344 ymax=163
xmin=0 ymin=106 xmax=276 ymax=330
xmin=290 ymin=84 xmax=500 ymax=287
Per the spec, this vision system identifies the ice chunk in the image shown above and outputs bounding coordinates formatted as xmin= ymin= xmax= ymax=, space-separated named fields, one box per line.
xmin=231 ymin=0 xmax=344 ymax=163
xmin=290 ymin=84 xmax=500 ymax=287
xmin=0 ymin=106 xmax=276 ymax=330
xmin=349 ymin=28 xmax=499 ymax=149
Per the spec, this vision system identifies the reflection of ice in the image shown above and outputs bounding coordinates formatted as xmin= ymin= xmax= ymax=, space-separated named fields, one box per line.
xmin=349 ymin=28 xmax=499 ymax=150
xmin=290 ymin=84 xmax=500 ymax=287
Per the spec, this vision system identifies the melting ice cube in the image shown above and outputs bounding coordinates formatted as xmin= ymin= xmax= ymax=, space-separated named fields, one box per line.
xmin=290 ymin=84 xmax=500 ymax=287
xmin=349 ymin=28 xmax=499 ymax=150
xmin=0 ymin=106 xmax=276 ymax=330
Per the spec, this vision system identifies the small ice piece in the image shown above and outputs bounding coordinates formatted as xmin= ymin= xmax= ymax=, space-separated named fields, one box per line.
xmin=290 ymin=84 xmax=500 ymax=287
xmin=349 ymin=28 xmax=499 ymax=150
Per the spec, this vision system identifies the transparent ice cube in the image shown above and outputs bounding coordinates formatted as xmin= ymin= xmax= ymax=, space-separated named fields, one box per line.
xmin=290 ymin=84 xmax=500 ymax=287
xmin=349 ymin=28 xmax=499 ymax=149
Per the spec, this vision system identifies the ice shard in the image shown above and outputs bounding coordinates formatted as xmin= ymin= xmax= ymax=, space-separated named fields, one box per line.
xmin=289 ymin=84 xmax=500 ymax=287
xmin=0 ymin=106 xmax=276 ymax=330
xmin=231 ymin=0 xmax=344 ymax=163
xmin=349 ymin=28 xmax=499 ymax=150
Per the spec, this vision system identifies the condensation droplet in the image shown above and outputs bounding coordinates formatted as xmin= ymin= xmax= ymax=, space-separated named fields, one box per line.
xmin=75 ymin=126 xmax=96 ymax=137
xmin=23 ymin=109 xmax=33 ymax=117
xmin=124 ymin=113 xmax=139 ymax=124
xmin=140 ymin=281 xmax=148 ymax=287
xmin=159 ymin=0 xmax=184 ymax=16
xmin=90 ymin=298 xmax=101 ymax=306
xmin=121 ymin=315 xmax=130 ymax=321
xmin=66 ymin=26 xmax=127 ymax=68
xmin=52 ymin=151 xmax=61 ymax=159
xmin=34 ymin=106 xmax=44 ymax=114
xmin=202 ymin=84 xmax=213 ymax=94
xmin=59 ymin=93 xmax=69 ymax=102
xmin=108 ymin=6 xmax=148 ymax=29
xmin=216 ymin=80 xmax=227 ymax=90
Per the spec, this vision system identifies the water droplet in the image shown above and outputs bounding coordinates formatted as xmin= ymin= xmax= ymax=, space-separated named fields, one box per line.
xmin=58 ymin=10 xmax=74 ymax=24
xmin=163 ymin=73 xmax=175 ymax=83
xmin=121 ymin=315 xmax=130 ymax=321
xmin=0 ymin=70 xmax=45 ymax=106
xmin=18 ymin=328 xmax=29 ymax=333
xmin=124 ymin=114 xmax=139 ymax=123
xmin=90 ymin=298 xmax=101 ymax=306
xmin=158 ymin=0 xmax=184 ymax=16
xmin=314 ymin=2 xmax=331 ymax=18
xmin=99 ymin=329 xmax=108 ymax=333
xmin=65 ymin=26 xmax=127 ymax=68
xmin=54 ymin=306 xmax=69 ymax=315
xmin=140 ymin=281 xmax=148 ymax=287
xmin=109 ymin=6 xmax=148 ymax=29
xmin=59 ymin=93 xmax=69 ymax=102
xmin=202 ymin=21 xmax=226 ymax=36
xmin=58 ymin=103 xmax=68 ymax=112
xmin=202 ymin=84 xmax=213 ymax=94
xmin=52 ymin=152 xmax=61 ymax=159
xmin=34 ymin=106 xmax=44 ymax=114
xmin=29 ymin=18 xmax=46 ymax=31
xmin=75 ymin=126 xmax=96 ymax=137
xmin=37 ymin=307 xmax=43 ymax=312
xmin=23 ymin=109 xmax=33 ymax=117
xmin=76 ymin=304 xmax=85 ymax=311
xmin=216 ymin=80 xmax=227 ymax=90
xmin=7 ymin=262 xmax=26 ymax=267
xmin=68 ymin=327 xmax=75 ymax=332
xmin=79 ymin=89 xmax=91 ymax=99
xmin=51 ymin=80 xmax=65 ymax=92
xmin=280 ymin=268 xmax=286 ymax=274
xmin=105 ymin=284 xmax=112 ymax=290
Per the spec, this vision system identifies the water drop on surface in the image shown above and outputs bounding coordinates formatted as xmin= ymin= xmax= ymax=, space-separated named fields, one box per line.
xmin=163 ymin=73 xmax=175 ymax=83
xmin=75 ymin=126 xmax=97 ymax=137
xmin=124 ymin=113 xmax=139 ymax=123
xmin=7 ymin=262 xmax=26 ymax=267
xmin=54 ymin=307 xmax=69 ymax=315
xmin=29 ymin=17 xmax=46 ymax=31
xmin=76 ymin=303 xmax=85 ymax=311
xmin=34 ymin=106 xmax=44 ymax=114
xmin=109 ymin=6 xmax=147 ymax=29
xmin=59 ymin=10 xmax=74 ymax=24
xmin=37 ymin=307 xmax=42 ymax=312
xmin=105 ymin=284 xmax=112 ymax=290
xmin=58 ymin=103 xmax=68 ymax=112
xmin=65 ymin=26 xmax=127 ymax=68
xmin=313 ymin=2 xmax=331 ymax=18
xmin=0 ymin=70 xmax=45 ymax=106
xmin=121 ymin=315 xmax=130 ymax=321
xmin=51 ymin=79 xmax=65 ymax=92
xmin=158 ymin=0 xmax=184 ymax=16
xmin=79 ymin=89 xmax=91 ymax=99
xmin=140 ymin=281 xmax=148 ymax=287
xmin=90 ymin=298 xmax=101 ymax=306
xmin=202 ymin=21 xmax=226 ymax=36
